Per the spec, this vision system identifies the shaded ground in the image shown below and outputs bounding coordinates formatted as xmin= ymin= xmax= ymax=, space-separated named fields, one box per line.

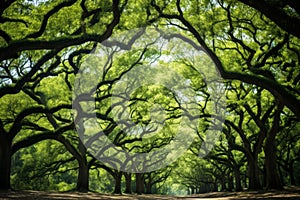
xmin=0 ymin=187 xmax=300 ymax=200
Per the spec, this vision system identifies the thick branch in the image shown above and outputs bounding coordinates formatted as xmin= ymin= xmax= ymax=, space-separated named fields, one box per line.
xmin=237 ymin=0 xmax=300 ymax=38
xmin=11 ymin=122 xmax=74 ymax=154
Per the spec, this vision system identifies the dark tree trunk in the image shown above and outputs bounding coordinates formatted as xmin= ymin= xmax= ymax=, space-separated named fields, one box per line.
xmin=243 ymin=173 xmax=247 ymax=189
xmin=228 ymin=173 xmax=234 ymax=191
xmin=221 ymin=176 xmax=226 ymax=191
xmin=135 ymin=173 xmax=144 ymax=194
xmin=248 ymin=156 xmax=261 ymax=190
xmin=264 ymin=103 xmax=283 ymax=190
xmin=146 ymin=182 xmax=152 ymax=194
xmin=263 ymin=166 xmax=267 ymax=188
xmin=145 ymin=174 xmax=152 ymax=194
xmin=191 ymin=186 xmax=195 ymax=194
xmin=0 ymin=134 xmax=11 ymax=191
xmin=187 ymin=188 xmax=191 ymax=195
xmin=76 ymin=140 xmax=89 ymax=192
xmin=196 ymin=187 xmax=200 ymax=194
xmin=124 ymin=173 xmax=132 ymax=194
xmin=113 ymin=172 xmax=122 ymax=194
xmin=234 ymin=167 xmax=242 ymax=191
xmin=289 ymin=166 xmax=295 ymax=185
xmin=278 ymin=165 xmax=284 ymax=185
xmin=264 ymin=137 xmax=282 ymax=189
xmin=213 ymin=181 xmax=218 ymax=192
xmin=76 ymin=161 xmax=89 ymax=192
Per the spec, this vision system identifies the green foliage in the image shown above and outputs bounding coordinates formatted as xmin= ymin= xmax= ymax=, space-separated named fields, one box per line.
xmin=11 ymin=140 xmax=77 ymax=191
xmin=0 ymin=0 xmax=299 ymax=194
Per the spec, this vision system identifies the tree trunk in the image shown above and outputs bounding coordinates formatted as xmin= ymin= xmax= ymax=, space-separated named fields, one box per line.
xmin=289 ymin=166 xmax=295 ymax=185
xmin=196 ymin=187 xmax=200 ymax=194
xmin=262 ymin=166 xmax=267 ymax=188
xmin=187 ymin=188 xmax=191 ymax=195
xmin=145 ymin=174 xmax=152 ymax=194
xmin=191 ymin=186 xmax=195 ymax=194
xmin=135 ymin=173 xmax=144 ymax=194
xmin=221 ymin=176 xmax=226 ymax=191
xmin=213 ymin=181 xmax=218 ymax=192
xmin=243 ymin=173 xmax=247 ymax=189
xmin=76 ymin=140 xmax=89 ymax=192
xmin=146 ymin=182 xmax=152 ymax=194
xmin=76 ymin=161 xmax=89 ymax=192
xmin=0 ymin=134 xmax=11 ymax=191
xmin=234 ymin=167 xmax=242 ymax=191
xmin=264 ymin=137 xmax=282 ymax=189
xmin=124 ymin=173 xmax=132 ymax=194
xmin=264 ymin=102 xmax=283 ymax=190
xmin=113 ymin=172 xmax=122 ymax=194
xmin=248 ymin=156 xmax=261 ymax=190
xmin=278 ymin=165 xmax=284 ymax=186
xmin=228 ymin=173 xmax=234 ymax=191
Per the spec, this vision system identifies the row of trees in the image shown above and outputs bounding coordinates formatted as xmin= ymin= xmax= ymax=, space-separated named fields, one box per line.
xmin=0 ymin=0 xmax=299 ymax=194
xmin=178 ymin=83 xmax=300 ymax=193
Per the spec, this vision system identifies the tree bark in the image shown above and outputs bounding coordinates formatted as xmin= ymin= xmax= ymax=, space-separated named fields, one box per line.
xmin=213 ymin=181 xmax=218 ymax=192
xmin=187 ymin=188 xmax=191 ymax=195
xmin=76 ymin=140 xmax=89 ymax=192
xmin=248 ymin=155 xmax=261 ymax=190
xmin=113 ymin=172 xmax=122 ymax=194
xmin=135 ymin=173 xmax=144 ymax=194
xmin=146 ymin=183 xmax=152 ymax=194
xmin=76 ymin=161 xmax=89 ymax=192
xmin=237 ymin=0 xmax=300 ymax=38
xmin=191 ymin=186 xmax=195 ymax=194
xmin=264 ymin=103 xmax=283 ymax=190
xmin=289 ymin=160 xmax=296 ymax=185
xmin=289 ymin=165 xmax=295 ymax=185
xmin=0 ymin=134 xmax=11 ymax=191
xmin=243 ymin=173 xmax=247 ymax=189
xmin=145 ymin=174 xmax=152 ymax=194
xmin=221 ymin=176 xmax=226 ymax=191
xmin=124 ymin=173 xmax=132 ymax=194
xmin=278 ymin=165 xmax=284 ymax=185
xmin=228 ymin=173 xmax=234 ymax=191
xmin=233 ymin=167 xmax=242 ymax=191
xmin=264 ymin=138 xmax=282 ymax=189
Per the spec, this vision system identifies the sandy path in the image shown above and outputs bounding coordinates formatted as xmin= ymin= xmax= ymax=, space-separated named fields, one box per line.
xmin=0 ymin=188 xmax=300 ymax=200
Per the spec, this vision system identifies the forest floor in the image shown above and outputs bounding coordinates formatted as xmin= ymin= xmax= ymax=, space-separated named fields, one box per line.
xmin=1 ymin=186 xmax=300 ymax=200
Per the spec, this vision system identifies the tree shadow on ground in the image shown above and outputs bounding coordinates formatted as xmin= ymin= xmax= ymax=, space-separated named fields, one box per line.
xmin=0 ymin=187 xmax=300 ymax=200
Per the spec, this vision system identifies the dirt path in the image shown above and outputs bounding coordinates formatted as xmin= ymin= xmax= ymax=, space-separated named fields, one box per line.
xmin=1 ymin=187 xmax=300 ymax=200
